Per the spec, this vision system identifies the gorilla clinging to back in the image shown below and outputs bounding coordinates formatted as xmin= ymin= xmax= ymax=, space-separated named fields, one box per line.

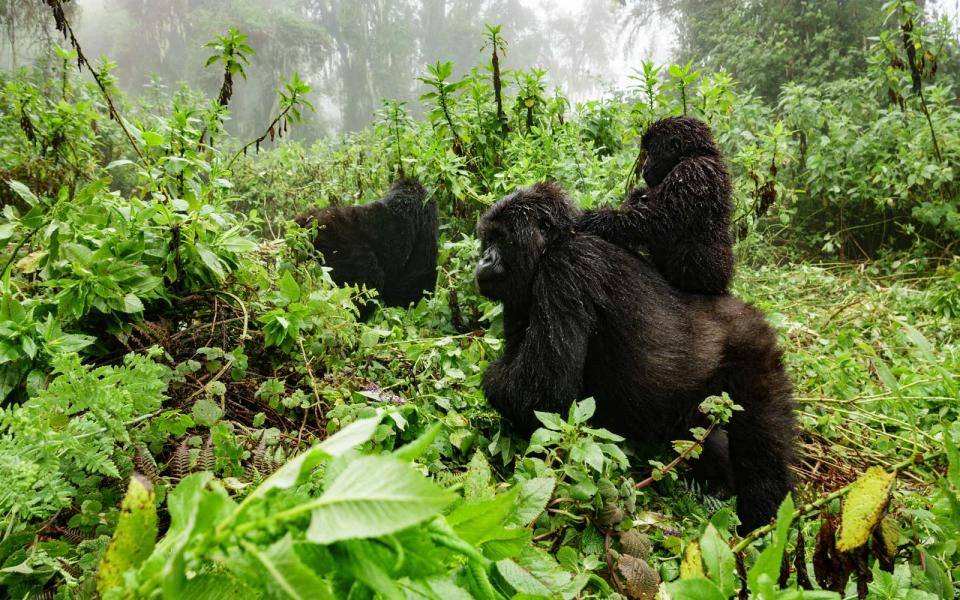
xmin=476 ymin=183 xmax=794 ymax=532
xmin=296 ymin=179 xmax=438 ymax=319
xmin=579 ymin=116 xmax=734 ymax=295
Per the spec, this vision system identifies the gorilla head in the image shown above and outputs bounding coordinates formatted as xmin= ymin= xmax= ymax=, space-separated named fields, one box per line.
xmin=640 ymin=116 xmax=721 ymax=187
xmin=475 ymin=182 xmax=576 ymax=303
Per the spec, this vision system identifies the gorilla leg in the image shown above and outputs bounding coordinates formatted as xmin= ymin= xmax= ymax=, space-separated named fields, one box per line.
xmin=721 ymin=309 xmax=795 ymax=533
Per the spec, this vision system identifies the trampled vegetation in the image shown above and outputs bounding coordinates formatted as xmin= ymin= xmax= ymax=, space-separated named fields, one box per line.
xmin=0 ymin=1 xmax=958 ymax=599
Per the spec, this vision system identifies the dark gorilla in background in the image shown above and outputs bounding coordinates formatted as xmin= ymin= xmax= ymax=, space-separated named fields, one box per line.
xmin=579 ymin=116 xmax=734 ymax=295
xmin=475 ymin=183 xmax=794 ymax=532
xmin=295 ymin=179 xmax=439 ymax=319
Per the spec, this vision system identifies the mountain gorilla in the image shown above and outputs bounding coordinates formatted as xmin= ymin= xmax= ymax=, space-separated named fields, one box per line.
xmin=296 ymin=179 xmax=438 ymax=319
xmin=578 ymin=116 xmax=734 ymax=295
xmin=476 ymin=183 xmax=794 ymax=532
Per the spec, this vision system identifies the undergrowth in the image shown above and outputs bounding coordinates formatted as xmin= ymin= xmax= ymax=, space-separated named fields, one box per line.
xmin=0 ymin=3 xmax=958 ymax=598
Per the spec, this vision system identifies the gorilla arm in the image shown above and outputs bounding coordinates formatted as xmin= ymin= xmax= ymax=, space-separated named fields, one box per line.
xmin=482 ymin=260 xmax=597 ymax=435
xmin=577 ymin=188 xmax=654 ymax=248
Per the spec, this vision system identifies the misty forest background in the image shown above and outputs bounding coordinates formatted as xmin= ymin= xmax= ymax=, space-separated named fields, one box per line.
xmin=0 ymin=1 xmax=959 ymax=599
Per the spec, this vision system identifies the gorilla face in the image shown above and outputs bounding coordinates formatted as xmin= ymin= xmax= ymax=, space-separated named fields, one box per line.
xmin=475 ymin=183 xmax=576 ymax=302
xmin=475 ymin=227 xmax=514 ymax=301
xmin=640 ymin=116 xmax=719 ymax=187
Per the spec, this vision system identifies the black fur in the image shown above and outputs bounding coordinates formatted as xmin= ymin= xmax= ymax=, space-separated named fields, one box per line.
xmin=476 ymin=183 xmax=794 ymax=532
xmin=296 ymin=179 xmax=439 ymax=319
xmin=578 ymin=116 xmax=734 ymax=295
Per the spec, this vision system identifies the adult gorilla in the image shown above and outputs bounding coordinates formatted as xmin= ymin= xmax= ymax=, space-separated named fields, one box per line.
xmin=296 ymin=179 xmax=438 ymax=319
xmin=475 ymin=183 xmax=794 ymax=532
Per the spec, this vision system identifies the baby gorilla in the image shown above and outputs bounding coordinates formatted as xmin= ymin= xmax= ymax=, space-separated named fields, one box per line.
xmin=476 ymin=183 xmax=794 ymax=532
xmin=579 ymin=116 xmax=734 ymax=294
xmin=296 ymin=179 xmax=438 ymax=319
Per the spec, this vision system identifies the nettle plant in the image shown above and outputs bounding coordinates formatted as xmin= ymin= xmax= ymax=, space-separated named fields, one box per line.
xmin=93 ymin=415 xmax=595 ymax=599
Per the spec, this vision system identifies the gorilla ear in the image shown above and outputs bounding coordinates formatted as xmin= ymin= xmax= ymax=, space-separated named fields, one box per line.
xmin=667 ymin=134 xmax=683 ymax=156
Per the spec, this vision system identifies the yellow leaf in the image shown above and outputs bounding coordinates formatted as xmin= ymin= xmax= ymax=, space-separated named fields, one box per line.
xmin=680 ymin=539 xmax=704 ymax=579
xmin=97 ymin=474 xmax=158 ymax=596
xmin=836 ymin=466 xmax=895 ymax=552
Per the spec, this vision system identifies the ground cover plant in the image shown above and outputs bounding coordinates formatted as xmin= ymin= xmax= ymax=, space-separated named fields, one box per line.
xmin=0 ymin=1 xmax=958 ymax=598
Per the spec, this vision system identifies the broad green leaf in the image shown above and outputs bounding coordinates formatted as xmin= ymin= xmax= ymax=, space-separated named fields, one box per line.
xmin=837 ymin=467 xmax=896 ymax=552
xmin=667 ymin=577 xmax=727 ymax=600
xmin=245 ymin=415 xmax=381 ymax=504
xmin=462 ymin=450 xmax=495 ymax=501
xmin=154 ymin=473 xmax=235 ymax=598
xmin=570 ymin=439 xmax=605 ymax=473
xmin=192 ymin=397 xmax=224 ymax=426
xmin=700 ymin=524 xmax=737 ymax=597
xmin=97 ymin=475 xmax=157 ymax=596
xmin=509 ymin=477 xmax=554 ymax=527
xmin=447 ymin=487 xmax=519 ymax=545
xmin=393 ymin=422 xmax=443 ymax=462
xmin=142 ymin=130 xmax=166 ymax=146
xmin=179 ymin=574 xmax=255 ymax=599
xmin=8 ymin=180 xmax=38 ymax=206
xmin=533 ymin=411 xmax=564 ymax=431
xmin=496 ymin=559 xmax=552 ymax=597
xmin=306 ymin=455 xmax=454 ymax=544
xmin=747 ymin=494 xmax=795 ymax=592
xmin=238 ymin=535 xmax=334 ymax=600
xmin=278 ymin=270 xmax=301 ymax=304
xmin=495 ymin=546 xmax=573 ymax=598
xmin=196 ymin=244 xmax=226 ymax=279
xmin=340 ymin=540 xmax=404 ymax=600
xmin=571 ymin=397 xmax=595 ymax=423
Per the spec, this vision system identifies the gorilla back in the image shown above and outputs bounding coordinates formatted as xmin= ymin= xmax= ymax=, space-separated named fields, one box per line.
xmin=476 ymin=183 xmax=794 ymax=532
xmin=296 ymin=179 xmax=439 ymax=319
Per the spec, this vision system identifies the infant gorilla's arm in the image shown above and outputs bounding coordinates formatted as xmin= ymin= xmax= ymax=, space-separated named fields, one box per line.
xmin=577 ymin=188 xmax=653 ymax=249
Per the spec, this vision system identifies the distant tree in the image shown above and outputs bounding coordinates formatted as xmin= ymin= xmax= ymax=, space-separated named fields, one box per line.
xmin=0 ymin=0 xmax=78 ymax=68
xmin=621 ymin=0 xmax=889 ymax=99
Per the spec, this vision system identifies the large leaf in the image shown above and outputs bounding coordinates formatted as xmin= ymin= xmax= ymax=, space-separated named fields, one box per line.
xmin=97 ymin=474 xmax=157 ymax=596
xmin=305 ymin=455 xmax=455 ymax=544
xmin=245 ymin=415 xmax=381 ymax=505
xmin=700 ymin=524 xmax=737 ymax=597
xmin=509 ymin=477 xmax=555 ymax=527
xmin=837 ymin=467 xmax=896 ymax=552
xmin=667 ymin=578 xmax=727 ymax=600
xmin=747 ymin=495 xmax=795 ymax=592
xmin=151 ymin=473 xmax=235 ymax=598
xmin=447 ymin=487 xmax=519 ymax=545
xmin=238 ymin=535 xmax=334 ymax=599
xmin=495 ymin=546 xmax=578 ymax=599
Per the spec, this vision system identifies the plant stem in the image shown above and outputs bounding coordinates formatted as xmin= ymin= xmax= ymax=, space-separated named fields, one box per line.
xmin=635 ymin=421 xmax=717 ymax=489
xmin=732 ymin=449 xmax=944 ymax=552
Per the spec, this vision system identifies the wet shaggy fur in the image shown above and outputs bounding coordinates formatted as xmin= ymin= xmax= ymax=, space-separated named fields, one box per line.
xmin=476 ymin=183 xmax=795 ymax=532
xmin=295 ymin=179 xmax=439 ymax=319
xmin=578 ymin=116 xmax=734 ymax=295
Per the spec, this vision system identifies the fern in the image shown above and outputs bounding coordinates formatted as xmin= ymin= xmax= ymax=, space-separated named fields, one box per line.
xmin=0 ymin=350 xmax=170 ymax=520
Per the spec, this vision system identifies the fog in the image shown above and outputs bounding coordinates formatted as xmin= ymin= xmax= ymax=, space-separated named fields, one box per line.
xmin=2 ymin=0 xmax=956 ymax=139
xmin=57 ymin=0 xmax=673 ymax=138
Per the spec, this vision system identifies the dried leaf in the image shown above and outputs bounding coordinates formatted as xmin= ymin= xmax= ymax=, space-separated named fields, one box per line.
xmin=616 ymin=554 xmax=659 ymax=600
xmin=620 ymin=530 xmax=652 ymax=561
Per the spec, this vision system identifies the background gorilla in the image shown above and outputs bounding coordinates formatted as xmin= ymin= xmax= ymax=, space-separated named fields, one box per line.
xmin=476 ymin=183 xmax=794 ymax=532
xmin=296 ymin=179 xmax=438 ymax=319
xmin=578 ymin=116 xmax=734 ymax=295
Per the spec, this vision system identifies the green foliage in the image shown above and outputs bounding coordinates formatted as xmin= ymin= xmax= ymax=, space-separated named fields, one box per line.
xmin=0 ymin=350 xmax=169 ymax=521
xmin=1 ymin=12 xmax=959 ymax=600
